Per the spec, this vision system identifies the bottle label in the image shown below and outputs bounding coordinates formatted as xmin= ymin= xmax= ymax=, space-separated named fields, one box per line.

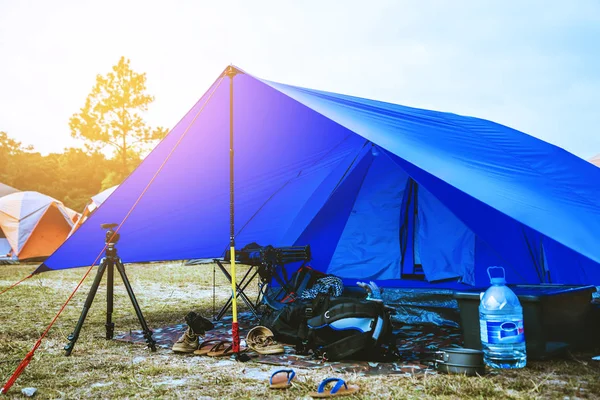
xmin=480 ymin=318 xmax=525 ymax=344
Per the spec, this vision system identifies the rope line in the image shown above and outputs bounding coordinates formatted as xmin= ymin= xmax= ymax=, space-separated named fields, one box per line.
xmin=0 ymin=273 xmax=33 ymax=296
xmin=1 ymin=76 xmax=225 ymax=395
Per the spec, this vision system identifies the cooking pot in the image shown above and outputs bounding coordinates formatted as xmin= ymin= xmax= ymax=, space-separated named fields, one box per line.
xmin=433 ymin=347 xmax=485 ymax=376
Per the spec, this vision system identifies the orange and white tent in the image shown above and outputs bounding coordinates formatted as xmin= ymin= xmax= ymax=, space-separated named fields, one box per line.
xmin=0 ymin=182 xmax=20 ymax=262
xmin=590 ymin=154 xmax=600 ymax=167
xmin=0 ymin=182 xmax=19 ymax=198
xmin=68 ymin=185 xmax=117 ymax=236
xmin=0 ymin=191 xmax=75 ymax=260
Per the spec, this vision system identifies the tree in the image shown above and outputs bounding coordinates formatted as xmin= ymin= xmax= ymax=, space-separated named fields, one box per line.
xmin=70 ymin=57 xmax=168 ymax=177
xmin=0 ymin=131 xmax=33 ymax=187
xmin=47 ymin=148 xmax=113 ymax=210
xmin=0 ymin=130 xmax=114 ymax=210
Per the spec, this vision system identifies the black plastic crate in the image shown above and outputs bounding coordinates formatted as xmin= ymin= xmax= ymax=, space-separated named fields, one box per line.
xmin=454 ymin=285 xmax=597 ymax=359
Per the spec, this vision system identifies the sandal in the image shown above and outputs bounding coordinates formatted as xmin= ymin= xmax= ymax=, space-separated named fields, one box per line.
xmin=269 ymin=369 xmax=296 ymax=389
xmin=252 ymin=336 xmax=285 ymax=355
xmin=246 ymin=326 xmax=284 ymax=355
xmin=207 ymin=341 xmax=233 ymax=357
xmin=193 ymin=339 xmax=224 ymax=356
xmin=206 ymin=341 xmax=246 ymax=357
xmin=309 ymin=378 xmax=359 ymax=398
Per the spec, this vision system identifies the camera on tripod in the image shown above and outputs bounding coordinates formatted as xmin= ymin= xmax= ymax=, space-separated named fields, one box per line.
xmin=64 ymin=221 xmax=156 ymax=356
xmin=101 ymin=223 xmax=120 ymax=245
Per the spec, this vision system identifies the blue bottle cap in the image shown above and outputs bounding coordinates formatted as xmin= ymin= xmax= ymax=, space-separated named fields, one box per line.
xmin=487 ymin=266 xmax=506 ymax=284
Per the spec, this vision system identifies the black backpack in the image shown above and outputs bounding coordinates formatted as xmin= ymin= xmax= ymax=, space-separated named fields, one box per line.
xmin=263 ymin=265 xmax=326 ymax=310
xmin=302 ymin=295 xmax=398 ymax=361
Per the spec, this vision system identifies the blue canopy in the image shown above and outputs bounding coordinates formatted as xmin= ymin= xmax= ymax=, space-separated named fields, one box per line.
xmin=36 ymin=67 xmax=600 ymax=287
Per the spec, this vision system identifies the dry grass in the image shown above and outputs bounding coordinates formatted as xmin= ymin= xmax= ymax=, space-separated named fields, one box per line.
xmin=1 ymin=262 xmax=599 ymax=399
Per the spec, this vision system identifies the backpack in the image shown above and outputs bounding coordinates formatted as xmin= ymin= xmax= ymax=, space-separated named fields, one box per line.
xmin=260 ymin=266 xmax=327 ymax=343
xmin=303 ymin=295 xmax=398 ymax=361
xmin=263 ymin=265 xmax=326 ymax=310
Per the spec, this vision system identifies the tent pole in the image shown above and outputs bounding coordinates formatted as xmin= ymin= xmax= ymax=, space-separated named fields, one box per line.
xmin=224 ymin=65 xmax=242 ymax=357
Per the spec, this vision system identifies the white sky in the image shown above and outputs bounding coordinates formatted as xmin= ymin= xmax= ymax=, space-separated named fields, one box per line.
xmin=1 ymin=0 xmax=599 ymax=158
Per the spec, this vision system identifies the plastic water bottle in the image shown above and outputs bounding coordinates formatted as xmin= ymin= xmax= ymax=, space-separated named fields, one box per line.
xmin=479 ymin=267 xmax=527 ymax=368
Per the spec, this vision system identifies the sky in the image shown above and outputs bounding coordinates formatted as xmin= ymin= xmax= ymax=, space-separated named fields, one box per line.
xmin=0 ymin=0 xmax=599 ymax=158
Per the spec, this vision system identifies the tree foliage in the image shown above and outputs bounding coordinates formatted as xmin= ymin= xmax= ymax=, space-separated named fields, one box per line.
xmin=1 ymin=58 xmax=164 ymax=212
xmin=70 ymin=56 xmax=168 ymax=174
xmin=0 ymin=131 xmax=117 ymax=210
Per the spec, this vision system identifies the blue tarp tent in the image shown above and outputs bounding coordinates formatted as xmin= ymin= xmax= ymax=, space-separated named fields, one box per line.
xmin=36 ymin=66 xmax=600 ymax=288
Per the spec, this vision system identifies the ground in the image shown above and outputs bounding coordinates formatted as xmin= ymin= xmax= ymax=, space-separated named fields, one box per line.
xmin=0 ymin=262 xmax=599 ymax=399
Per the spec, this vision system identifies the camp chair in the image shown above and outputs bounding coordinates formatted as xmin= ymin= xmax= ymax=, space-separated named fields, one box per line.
xmin=213 ymin=245 xmax=311 ymax=320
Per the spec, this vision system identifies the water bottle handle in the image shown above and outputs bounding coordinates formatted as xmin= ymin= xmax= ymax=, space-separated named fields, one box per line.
xmin=487 ymin=266 xmax=506 ymax=281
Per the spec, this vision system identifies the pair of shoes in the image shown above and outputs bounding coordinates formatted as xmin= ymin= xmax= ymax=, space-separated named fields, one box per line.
xmin=268 ymin=370 xmax=359 ymax=398
xmin=246 ymin=326 xmax=284 ymax=355
xmin=172 ymin=312 xmax=214 ymax=353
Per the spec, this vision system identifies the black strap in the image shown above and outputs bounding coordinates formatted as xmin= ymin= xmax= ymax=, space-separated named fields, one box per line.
xmin=317 ymin=331 xmax=374 ymax=361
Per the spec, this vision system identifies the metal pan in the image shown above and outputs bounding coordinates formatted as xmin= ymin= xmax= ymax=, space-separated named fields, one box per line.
xmin=434 ymin=347 xmax=485 ymax=376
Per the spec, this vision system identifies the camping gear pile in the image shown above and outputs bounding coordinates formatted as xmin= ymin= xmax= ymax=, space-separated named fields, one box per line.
xmin=116 ymin=309 xmax=464 ymax=375
xmin=258 ymin=266 xmax=398 ymax=362
xmin=171 ymin=266 xmax=397 ymax=363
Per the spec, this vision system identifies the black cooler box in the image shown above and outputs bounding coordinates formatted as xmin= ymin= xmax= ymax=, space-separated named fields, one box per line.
xmin=454 ymin=285 xmax=597 ymax=359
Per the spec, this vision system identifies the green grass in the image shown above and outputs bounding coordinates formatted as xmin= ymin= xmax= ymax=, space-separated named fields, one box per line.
xmin=1 ymin=262 xmax=599 ymax=399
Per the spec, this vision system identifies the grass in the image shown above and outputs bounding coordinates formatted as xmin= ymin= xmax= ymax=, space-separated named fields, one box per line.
xmin=1 ymin=262 xmax=599 ymax=399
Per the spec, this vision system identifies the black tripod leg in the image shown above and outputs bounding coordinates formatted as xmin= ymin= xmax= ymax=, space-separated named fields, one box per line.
xmin=64 ymin=260 xmax=108 ymax=356
xmin=115 ymin=259 xmax=156 ymax=352
xmin=106 ymin=262 xmax=115 ymax=339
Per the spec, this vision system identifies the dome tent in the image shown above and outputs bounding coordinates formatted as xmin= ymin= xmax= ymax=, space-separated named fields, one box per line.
xmin=0 ymin=191 xmax=74 ymax=261
xmin=0 ymin=182 xmax=19 ymax=198
xmin=68 ymin=185 xmax=118 ymax=236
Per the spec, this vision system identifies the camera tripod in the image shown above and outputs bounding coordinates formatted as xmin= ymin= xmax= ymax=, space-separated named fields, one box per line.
xmin=64 ymin=223 xmax=157 ymax=356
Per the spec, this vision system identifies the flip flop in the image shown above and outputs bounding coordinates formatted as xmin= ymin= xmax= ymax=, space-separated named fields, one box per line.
xmin=309 ymin=378 xmax=359 ymax=398
xmin=193 ymin=339 xmax=224 ymax=356
xmin=206 ymin=341 xmax=233 ymax=357
xmin=206 ymin=341 xmax=247 ymax=357
xmin=269 ymin=369 xmax=296 ymax=389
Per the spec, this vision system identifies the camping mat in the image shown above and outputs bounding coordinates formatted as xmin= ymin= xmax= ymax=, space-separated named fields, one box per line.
xmin=114 ymin=312 xmax=463 ymax=376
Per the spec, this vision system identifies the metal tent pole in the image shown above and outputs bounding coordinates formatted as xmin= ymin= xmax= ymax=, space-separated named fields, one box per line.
xmin=224 ymin=65 xmax=243 ymax=359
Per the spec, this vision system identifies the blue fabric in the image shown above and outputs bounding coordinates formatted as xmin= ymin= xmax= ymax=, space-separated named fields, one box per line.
xmin=264 ymin=81 xmax=600 ymax=270
xmin=399 ymin=179 xmax=418 ymax=275
xmin=388 ymin=152 xmax=555 ymax=286
xmin=37 ymin=67 xmax=600 ymax=287
xmin=293 ymin=151 xmax=375 ymax=273
xmin=0 ymin=238 xmax=12 ymax=257
xmin=328 ymin=152 xmax=408 ymax=280
xmin=415 ymin=185 xmax=475 ymax=284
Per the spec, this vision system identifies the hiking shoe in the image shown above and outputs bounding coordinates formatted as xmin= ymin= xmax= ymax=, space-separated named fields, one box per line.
xmin=172 ymin=327 xmax=199 ymax=353
xmin=185 ymin=312 xmax=214 ymax=335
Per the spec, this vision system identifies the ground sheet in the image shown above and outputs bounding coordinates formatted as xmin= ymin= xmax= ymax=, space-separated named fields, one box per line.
xmin=115 ymin=312 xmax=464 ymax=376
